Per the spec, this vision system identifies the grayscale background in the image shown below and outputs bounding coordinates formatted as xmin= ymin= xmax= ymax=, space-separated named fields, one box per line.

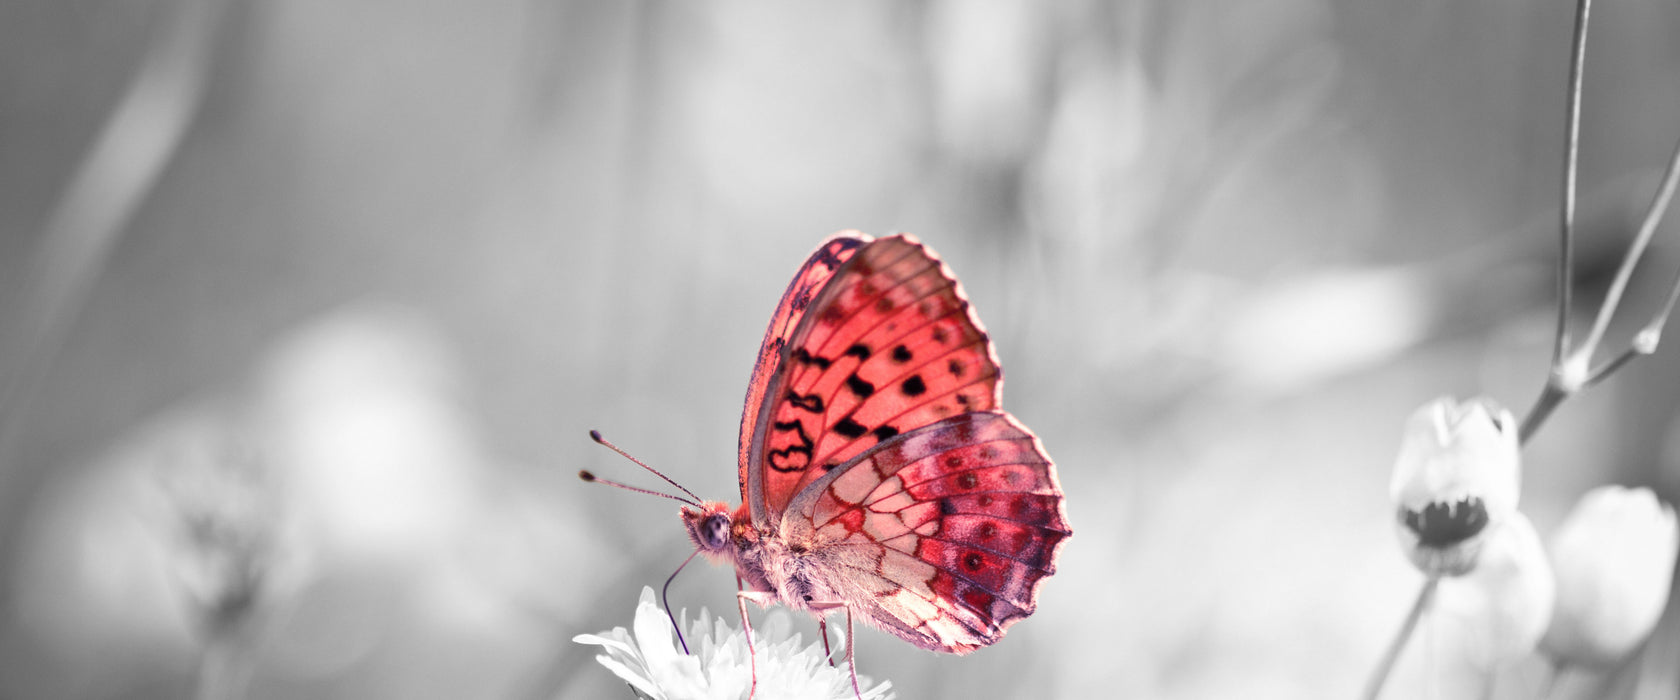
xmin=3 ymin=1 xmax=1679 ymax=698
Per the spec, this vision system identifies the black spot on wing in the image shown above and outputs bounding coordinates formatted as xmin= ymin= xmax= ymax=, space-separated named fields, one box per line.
xmin=767 ymin=420 xmax=814 ymax=472
xmin=793 ymin=348 xmax=832 ymax=370
xmin=833 ymin=417 xmax=868 ymax=439
xmin=785 ymin=390 xmax=825 ymax=413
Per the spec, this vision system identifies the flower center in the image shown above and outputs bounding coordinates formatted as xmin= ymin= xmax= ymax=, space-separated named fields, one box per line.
xmin=1399 ymin=497 xmax=1489 ymax=547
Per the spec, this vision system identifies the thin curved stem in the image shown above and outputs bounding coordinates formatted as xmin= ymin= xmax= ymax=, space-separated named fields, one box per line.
xmin=1647 ymin=264 xmax=1680 ymax=343
xmin=1550 ymin=0 xmax=1593 ymax=370
xmin=1523 ymin=96 xmax=1680 ymax=439
xmin=1520 ymin=0 xmax=1603 ymax=443
xmin=1584 ymin=346 xmax=1644 ymax=389
xmin=1362 ymin=577 xmax=1439 ymax=700
xmin=1575 ymin=135 xmax=1680 ymax=363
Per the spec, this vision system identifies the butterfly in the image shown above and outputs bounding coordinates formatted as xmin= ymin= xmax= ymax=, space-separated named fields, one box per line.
xmin=590 ymin=232 xmax=1069 ymax=696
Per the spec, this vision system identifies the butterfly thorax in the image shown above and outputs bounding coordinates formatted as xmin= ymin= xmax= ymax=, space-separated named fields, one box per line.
xmin=681 ymin=500 xmax=848 ymax=615
xmin=747 ymin=524 xmax=851 ymax=615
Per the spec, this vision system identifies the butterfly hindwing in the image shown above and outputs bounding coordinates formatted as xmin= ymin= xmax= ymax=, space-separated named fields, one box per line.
xmin=786 ymin=410 xmax=1069 ymax=652
xmin=743 ymin=234 xmax=1004 ymax=525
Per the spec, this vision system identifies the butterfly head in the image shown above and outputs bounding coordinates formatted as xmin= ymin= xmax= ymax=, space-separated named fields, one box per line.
xmin=681 ymin=501 xmax=749 ymax=557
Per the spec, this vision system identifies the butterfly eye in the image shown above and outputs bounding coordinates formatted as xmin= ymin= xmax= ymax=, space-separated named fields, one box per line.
xmin=702 ymin=514 xmax=731 ymax=550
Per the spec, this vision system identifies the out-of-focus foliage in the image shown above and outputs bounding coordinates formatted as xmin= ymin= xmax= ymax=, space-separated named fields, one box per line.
xmin=1 ymin=1 xmax=1678 ymax=699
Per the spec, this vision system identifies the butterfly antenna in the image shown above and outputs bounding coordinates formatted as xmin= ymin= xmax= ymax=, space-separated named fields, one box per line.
xmin=586 ymin=429 xmax=704 ymax=503
xmin=576 ymin=470 xmax=697 ymax=507
xmin=663 ymin=549 xmax=700 ymax=655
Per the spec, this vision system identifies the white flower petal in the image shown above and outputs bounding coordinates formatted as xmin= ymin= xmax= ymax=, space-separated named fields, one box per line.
xmin=1543 ymin=485 xmax=1680 ymax=668
xmin=572 ymin=632 xmax=637 ymax=657
xmin=1390 ymin=396 xmax=1519 ymax=512
xmin=595 ymin=654 xmax=665 ymax=700
xmin=578 ymin=587 xmax=895 ymax=700
xmin=1433 ymin=513 xmax=1554 ymax=669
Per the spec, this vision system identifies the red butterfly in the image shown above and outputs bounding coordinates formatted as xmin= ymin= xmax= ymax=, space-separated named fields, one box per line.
xmin=588 ymin=232 xmax=1069 ymax=696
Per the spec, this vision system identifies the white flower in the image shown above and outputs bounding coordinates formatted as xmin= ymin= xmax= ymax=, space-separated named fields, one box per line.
xmin=574 ymin=587 xmax=895 ymax=700
xmin=1389 ymin=396 xmax=1521 ymax=576
xmin=1541 ymin=485 xmax=1680 ymax=668
xmin=1431 ymin=512 xmax=1555 ymax=671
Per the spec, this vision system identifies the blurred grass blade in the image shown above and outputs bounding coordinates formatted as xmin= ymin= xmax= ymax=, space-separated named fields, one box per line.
xmin=0 ymin=0 xmax=221 ymax=461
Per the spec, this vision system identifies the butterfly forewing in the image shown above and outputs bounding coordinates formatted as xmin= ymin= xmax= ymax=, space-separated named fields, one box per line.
xmin=787 ymin=411 xmax=1070 ymax=652
xmin=739 ymin=234 xmax=869 ymax=519
xmin=744 ymin=234 xmax=1004 ymax=523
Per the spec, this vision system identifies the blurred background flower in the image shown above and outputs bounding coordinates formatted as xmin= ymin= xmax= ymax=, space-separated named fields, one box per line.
xmin=1414 ymin=513 xmax=1555 ymax=698
xmin=1 ymin=1 xmax=1679 ymax=699
xmin=1390 ymin=396 xmax=1521 ymax=576
xmin=1543 ymin=485 xmax=1679 ymax=670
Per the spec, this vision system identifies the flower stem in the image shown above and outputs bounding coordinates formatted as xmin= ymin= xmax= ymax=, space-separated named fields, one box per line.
xmin=1517 ymin=0 xmax=1680 ymax=439
xmin=1550 ymin=0 xmax=1592 ymax=371
xmin=1584 ymin=345 xmax=1643 ymax=389
xmin=1519 ymin=381 xmax=1568 ymax=446
xmin=1362 ymin=577 xmax=1439 ymax=700
xmin=1575 ymin=133 xmax=1680 ymax=364
xmin=1523 ymin=0 xmax=1593 ymax=443
xmin=1521 ymin=93 xmax=1680 ymax=439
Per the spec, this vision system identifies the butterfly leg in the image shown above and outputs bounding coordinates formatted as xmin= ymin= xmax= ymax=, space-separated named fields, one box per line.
xmin=845 ymin=606 xmax=861 ymax=700
xmin=735 ymin=579 xmax=758 ymax=700
xmin=807 ymin=601 xmax=862 ymax=699
xmin=817 ymin=618 xmax=835 ymax=666
xmin=735 ymin=578 xmax=780 ymax=700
